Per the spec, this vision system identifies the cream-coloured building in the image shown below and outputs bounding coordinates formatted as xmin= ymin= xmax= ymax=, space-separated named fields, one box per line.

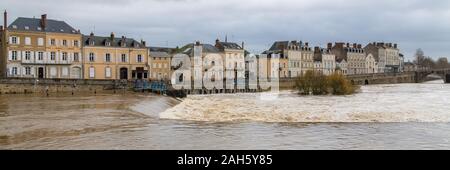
xmin=1 ymin=13 xmax=83 ymax=79
xmin=149 ymin=47 xmax=173 ymax=81
xmin=215 ymin=39 xmax=246 ymax=89
xmin=331 ymin=43 xmax=366 ymax=75
xmin=82 ymin=33 xmax=149 ymax=80
xmin=364 ymin=42 xmax=401 ymax=73
xmin=314 ymin=46 xmax=336 ymax=76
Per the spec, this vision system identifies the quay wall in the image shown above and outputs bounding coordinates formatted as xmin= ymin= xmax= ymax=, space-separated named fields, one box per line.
xmin=0 ymin=78 xmax=130 ymax=94
xmin=0 ymin=72 xmax=426 ymax=94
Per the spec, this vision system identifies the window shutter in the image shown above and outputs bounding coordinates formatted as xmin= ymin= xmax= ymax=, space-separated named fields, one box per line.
xmin=89 ymin=67 xmax=95 ymax=78
xmin=19 ymin=51 xmax=23 ymax=60
xmin=8 ymin=51 xmax=12 ymax=61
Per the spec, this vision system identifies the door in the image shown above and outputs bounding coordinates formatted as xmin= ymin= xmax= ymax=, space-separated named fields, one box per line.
xmin=120 ymin=68 xmax=128 ymax=80
xmin=38 ymin=67 xmax=44 ymax=79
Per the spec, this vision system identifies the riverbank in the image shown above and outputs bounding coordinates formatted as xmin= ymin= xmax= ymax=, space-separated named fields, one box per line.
xmin=1 ymin=81 xmax=450 ymax=149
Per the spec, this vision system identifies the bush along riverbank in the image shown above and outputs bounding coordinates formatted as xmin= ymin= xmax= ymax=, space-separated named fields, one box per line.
xmin=296 ymin=71 xmax=359 ymax=95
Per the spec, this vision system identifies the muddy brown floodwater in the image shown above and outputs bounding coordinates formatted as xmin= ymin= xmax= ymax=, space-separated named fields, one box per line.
xmin=1 ymin=80 xmax=450 ymax=150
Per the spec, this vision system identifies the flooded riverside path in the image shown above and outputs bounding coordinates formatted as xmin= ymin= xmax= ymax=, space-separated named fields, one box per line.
xmin=1 ymin=80 xmax=450 ymax=150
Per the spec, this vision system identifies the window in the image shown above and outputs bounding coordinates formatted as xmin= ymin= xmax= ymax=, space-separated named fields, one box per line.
xmin=25 ymin=26 xmax=29 ymax=30
xmin=25 ymin=51 xmax=31 ymax=60
xmin=12 ymin=67 xmax=18 ymax=75
xmin=73 ymin=53 xmax=79 ymax=62
xmin=105 ymin=67 xmax=111 ymax=78
xmin=25 ymin=67 xmax=31 ymax=75
xmin=38 ymin=38 xmax=44 ymax=46
xmin=89 ymin=67 xmax=95 ymax=78
xmin=51 ymin=52 xmax=56 ymax=60
xmin=62 ymin=67 xmax=69 ymax=76
xmin=51 ymin=39 xmax=56 ymax=46
xmin=25 ymin=37 xmax=31 ymax=45
xmin=105 ymin=42 xmax=111 ymax=46
xmin=62 ymin=52 xmax=68 ymax=61
xmin=105 ymin=53 xmax=111 ymax=62
xmin=12 ymin=51 xmax=18 ymax=60
xmin=121 ymin=54 xmax=126 ymax=62
xmin=38 ymin=52 xmax=44 ymax=60
xmin=137 ymin=55 xmax=143 ymax=63
xmin=89 ymin=53 xmax=95 ymax=62
xmin=62 ymin=40 xmax=67 ymax=46
xmin=74 ymin=40 xmax=79 ymax=47
xmin=11 ymin=36 xmax=18 ymax=44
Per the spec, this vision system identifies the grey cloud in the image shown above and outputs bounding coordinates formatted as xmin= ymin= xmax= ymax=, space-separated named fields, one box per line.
xmin=1 ymin=0 xmax=450 ymax=60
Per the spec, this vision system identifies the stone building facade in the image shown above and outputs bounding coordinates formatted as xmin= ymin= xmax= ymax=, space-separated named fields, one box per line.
xmin=1 ymin=12 xmax=83 ymax=79
xmin=82 ymin=33 xmax=148 ymax=80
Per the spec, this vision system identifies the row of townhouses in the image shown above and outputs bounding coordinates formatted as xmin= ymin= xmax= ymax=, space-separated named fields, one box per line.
xmin=261 ymin=41 xmax=404 ymax=79
xmin=0 ymin=12 xmax=405 ymax=82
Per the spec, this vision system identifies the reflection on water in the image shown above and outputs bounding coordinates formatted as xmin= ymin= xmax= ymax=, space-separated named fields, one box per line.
xmin=1 ymin=81 xmax=450 ymax=150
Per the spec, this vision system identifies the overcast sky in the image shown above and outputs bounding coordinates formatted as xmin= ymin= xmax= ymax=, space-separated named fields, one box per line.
xmin=1 ymin=0 xmax=450 ymax=60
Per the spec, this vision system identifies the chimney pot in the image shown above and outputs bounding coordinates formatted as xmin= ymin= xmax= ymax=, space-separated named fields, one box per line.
xmin=195 ymin=41 xmax=201 ymax=46
xmin=327 ymin=43 xmax=332 ymax=49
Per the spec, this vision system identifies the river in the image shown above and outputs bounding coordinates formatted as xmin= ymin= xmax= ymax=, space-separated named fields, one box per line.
xmin=0 ymin=80 xmax=449 ymax=150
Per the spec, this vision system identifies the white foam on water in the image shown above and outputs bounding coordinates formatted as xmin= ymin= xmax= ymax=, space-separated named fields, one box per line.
xmin=159 ymin=81 xmax=450 ymax=123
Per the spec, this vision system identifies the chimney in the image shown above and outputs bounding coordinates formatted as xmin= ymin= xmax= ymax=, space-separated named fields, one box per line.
xmin=110 ymin=32 xmax=115 ymax=41
xmin=141 ymin=40 xmax=146 ymax=47
xmin=327 ymin=43 xmax=332 ymax=49
xmin=40 ymin=14 xmax=47 ymax=30
xmin=215 ymin=38 xmax=220 ymax=45
xmin=353 ymin=43 xmax=357 ymax=48
xmin=195 ymin=41 xmax=201 ymax=46
xmin=305 ymin=42 xmax=309 ymax=47
xmin=3 ymin=10 xmax=7 ymax=31
xmin=90 ymin=32 xmax=94 ymax=37
xmin=314 ymin=46 xmax=320 ymax=53
xmin=394 ymin=44 xmax=398 ymax=48
xmin=241 ymin=42 xmax=245 ymax=49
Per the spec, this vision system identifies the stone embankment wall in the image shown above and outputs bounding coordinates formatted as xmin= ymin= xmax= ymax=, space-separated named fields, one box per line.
xmin=0 ymin=78 xmax=131 ymax=94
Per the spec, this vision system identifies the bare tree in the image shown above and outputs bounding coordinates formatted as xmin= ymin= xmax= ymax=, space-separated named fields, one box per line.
xmin=436 ymin=57 xmax=450 ymax=69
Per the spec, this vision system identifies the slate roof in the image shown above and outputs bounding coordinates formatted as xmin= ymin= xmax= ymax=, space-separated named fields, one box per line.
xmin=268 ymin=41 xmax=311 ymax=52
xmin=180 ymin=43 xmax=221 ymax=55
xmin=216 ymin=41 xmax=243 ymax=50
xmin=8 ymin=17 xmax=79 ymax=34
xmin=82 ymin=35 xmax=145 ymax=48
xmin=150 ymin=51 xmax=171 ymax=58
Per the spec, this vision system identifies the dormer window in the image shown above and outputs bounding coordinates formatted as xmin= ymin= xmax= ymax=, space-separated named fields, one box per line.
xmin=24 ymin=26 xmax=29 ymax=30
xmin=12 ymin=25 xmax=17 ymax=29
xmin=37 ymin=27 xmax=42 ymax=31
xmin=60 ymin=29 xmax=64 ymax=32
xmin=105 ymin=42 xmax=111 ymax=46
xmin=89 ymin=40 xmax=95 ymax=46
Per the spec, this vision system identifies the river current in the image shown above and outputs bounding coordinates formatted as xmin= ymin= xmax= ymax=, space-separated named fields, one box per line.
xmin=1 ymin=80 xmax=449 ymax=149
